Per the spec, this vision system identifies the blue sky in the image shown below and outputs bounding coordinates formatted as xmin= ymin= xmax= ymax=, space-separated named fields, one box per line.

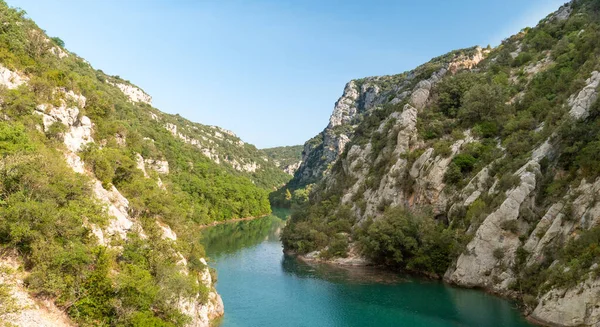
xmin=10 ymin=0 xmax=565 ymax=148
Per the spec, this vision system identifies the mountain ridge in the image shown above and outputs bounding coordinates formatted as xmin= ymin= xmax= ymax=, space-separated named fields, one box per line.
xmin=281 ymin=1 xmax=600 ymax=326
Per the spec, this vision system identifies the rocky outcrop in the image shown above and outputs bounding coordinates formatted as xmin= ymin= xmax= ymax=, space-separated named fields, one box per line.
xmin=157 ymin=223 xmax=225 ymax=326
xmin=0 ymin=64 xmax=27 ymax=89
xmin=447 ymin=164 xmax=538 ymax=290
xmin=49 ymin=46 xmax=68 ymax=59
xmin=110 ymin=82 xmax=152 ymax=105
xmin=550 ymin=2 xmax=572 ymax=22
xmin=0 ymin=255 xmax=75 ymax=327
xmin=144 ymin=158 xmax=170 ymax=174
xmin=568 ymin=70 xmax=600 ymax=120
xmin=448 ymin=46 xmax=485 ymax=74
xmin=177 ymin=257 xmax=224 ymax=327
xmin=530 ymin=277 xmax=600 ymax=326
xmin=283 ymin=161 xmax=302 ymax=175
xmin=328 ymin=81 xmax=360 ymax=128
xmin=290 ymin=48 xmax=484 ymax=189
xmin=410 ymin=68 xmax=447 ymax=110
xmin=91 ymin=181 xmax=135 ymax=241
xmin=35 ymin=90 xmax=93 ymax=153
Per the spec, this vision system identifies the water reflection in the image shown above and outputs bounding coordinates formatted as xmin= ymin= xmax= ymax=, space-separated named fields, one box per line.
xmin=201 ymin=212 xmax=285 ymax=257
xmin=201 ymin=211 xmax=533 ymax=327
xmin=281 ymin=256 xmax=529 ymax=327
xmin=281 ymin=254 xmax=407 ymax=284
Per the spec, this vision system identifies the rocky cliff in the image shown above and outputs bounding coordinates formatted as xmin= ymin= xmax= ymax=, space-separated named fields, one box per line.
xmin=288 ymin=46 xmax=485 ymax=189
xmin=282 ymin=1 xmax=600 ymax=326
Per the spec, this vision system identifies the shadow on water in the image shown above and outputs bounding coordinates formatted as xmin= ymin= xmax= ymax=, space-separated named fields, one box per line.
xmin=281 ymin=254 xmax=407 ymax=284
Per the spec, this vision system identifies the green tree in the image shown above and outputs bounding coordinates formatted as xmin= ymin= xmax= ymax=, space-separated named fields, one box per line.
xmin=458 ymin=83 xmax=508 ymax=125
xmin=285 ymin=189 xmax=292 ymax=201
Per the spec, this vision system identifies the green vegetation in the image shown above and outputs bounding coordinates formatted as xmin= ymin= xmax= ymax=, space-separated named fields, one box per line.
xmin=355 ymin=208 xmax=463 ymax=276
xmin=200 ymin=213 xmax=286 ymax=256
xmin=0 ymin=266 xmax=20 ymax=319
xmin=282 ymin=0 xmax=600 ymax=309
xmin=0 ymin=118 xmax=213 ymax=326
xmin=261 ymin=145 xmax=303 ymax=169
xmin=0 ymin=1 xmax=283 ymax=325
xmin=162 ymin=114 xmax=292 ymax=190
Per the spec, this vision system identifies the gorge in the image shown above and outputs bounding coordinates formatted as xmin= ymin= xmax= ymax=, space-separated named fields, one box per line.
xmin=0 ymin=0 xmax=600 ymax=327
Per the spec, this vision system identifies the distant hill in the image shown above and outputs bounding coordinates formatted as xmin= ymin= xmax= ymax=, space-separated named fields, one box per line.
xmin=261 ymin=145 xmax=303 ymax=176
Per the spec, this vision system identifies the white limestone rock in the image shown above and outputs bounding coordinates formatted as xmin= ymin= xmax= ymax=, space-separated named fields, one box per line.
xmin=111 ymin=82 xmax=152 ymax=105
xmin=35 ymin=92 xmax=94 ymax=153
xmin=568 ymin=71 xmax=600 ymax=120
xmin=448 ymin=46 xmax=485 ymax=74
xmin=531 ymin=277 xmax=600 ymax=327
xmin=0 ymin=255 xmax=75 ymax=327
xmin=92 ymin=181 xmax=134 ymax=240
xmin=177 ymin=257 xmax=225 ymax=327
xmin=410 ymin=68 xmax=447 ymax=110
xmin=158 ymin=221 xmax=177 ymax=241
xmin=329 ymin=81 xmax=360 ymax=127
xmin=447 ymin=166 xmax=538 ymax=289
xmin=523 ymin=203 xmax=565 ymax=266
xmin=145 ymin=158 xmax=170 ymax=174
xmin=551 ymin=2 xmax=572 ymax=22
xmin=283 ymin=161 xmax=302 ymax=176
xmin=0 ymin=64 xmax=27 ymax=89
xmin=136 ymin=153 xmax=149 ymax=177
xmin=64 ymin=152 xmax=85 ymax=174
xmin=49 ymin=46 xmax=68 ymax=59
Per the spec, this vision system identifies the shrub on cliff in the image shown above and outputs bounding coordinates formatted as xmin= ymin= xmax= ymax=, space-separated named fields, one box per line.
xmin=355 ymin=208 xmax=461 ymax=276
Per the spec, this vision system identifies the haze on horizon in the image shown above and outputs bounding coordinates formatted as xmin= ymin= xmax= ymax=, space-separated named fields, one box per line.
xmin=9 ymin=0 xmax=565 ymax=148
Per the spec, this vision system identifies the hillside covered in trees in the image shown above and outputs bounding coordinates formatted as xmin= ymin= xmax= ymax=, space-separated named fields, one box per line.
xmin=0 ymin=0 xmax=294 ymax=325
xmin=281 ymin=1 xmax=600 ymax=325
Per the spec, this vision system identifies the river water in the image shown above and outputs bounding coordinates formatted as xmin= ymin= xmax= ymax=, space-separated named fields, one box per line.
xmin=200 ymin=211 xmax=534 ymax=327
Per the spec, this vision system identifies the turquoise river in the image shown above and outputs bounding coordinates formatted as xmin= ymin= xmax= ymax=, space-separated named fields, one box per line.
xmin=200 ymin=210 xmax=534 ymax=327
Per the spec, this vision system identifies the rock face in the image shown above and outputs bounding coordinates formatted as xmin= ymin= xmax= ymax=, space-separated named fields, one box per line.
xmin=530 ymin=277 xmax=600 ymax=326
xmin=144 ymin=158 xmax=170 ymax=174
xmin=288 ymin=2 xmax=600 ymax=325
xmin=447 ymin=164 xmax=538 ymax=290
xmin=0 ymin=64 xmax=27 ymax=89
xmin=568 ymin=70 xmax=600 ymax=119
xmin=332 ymin=68 xmax=600 ymax=326
xmin=35 ymin=89 xmax=93 ymax=153
xmin=177 ymin=258 xmax=225 ymax=327
xmin=328 ymin=81 xmax=361 ymax=127
xmin=0 ymin=255 xmax=75 ymax=327
xmin=448 ymin=46 xmax=485 ymax=73
xmin=283 ymin=161 xmax=302 ymax=175
xmin=110 ymin=81 xmax=152 ymax=105
xmin=289 ymin=46 xmax=484 ymax=189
